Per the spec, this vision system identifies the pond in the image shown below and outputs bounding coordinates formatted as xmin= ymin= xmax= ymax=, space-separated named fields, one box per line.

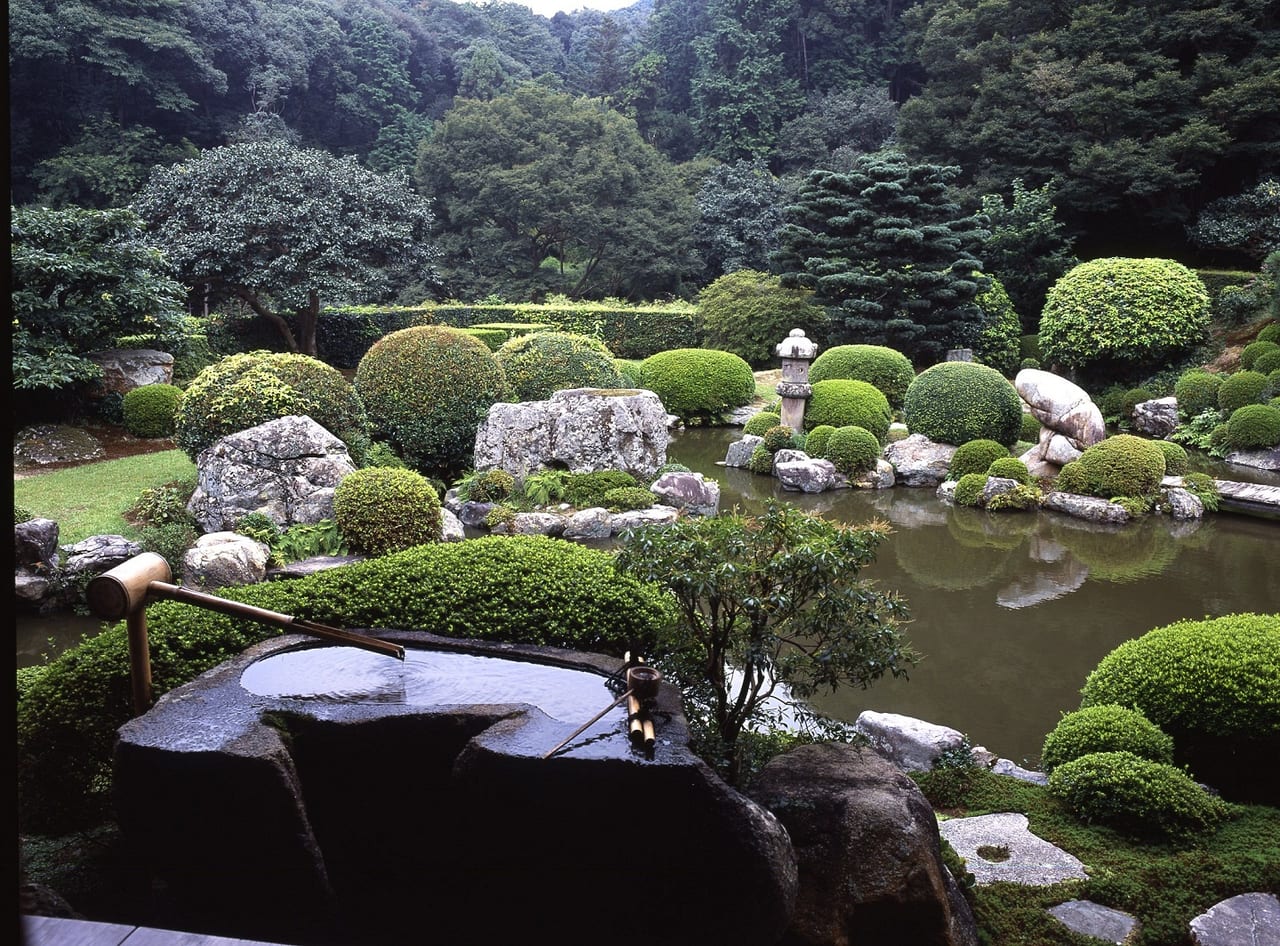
xmin=665 ymin=426 xmax=1280 ymax=766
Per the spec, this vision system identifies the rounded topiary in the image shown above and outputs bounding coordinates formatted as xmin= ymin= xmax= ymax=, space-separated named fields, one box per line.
xmin=1054 ymin=460 xmax=1087 ymax=494
xmin=1153 ymin=440 xmax=1189 ymax=476
xmin=1072 ymin=434 xmax=1167 ymax=498
xmin=986 ymin=456 xmax=1031 ymax=484
xmin=805 ymin=424 xmax=837 ymax=457
xmin=176 ymin=351 xmax=371 ymax=462
xmin=1120 ymin=387 xmax=1154 ymax=422
xmin=949 ymin=439 xmax=1011 ymax=479
xmin=1209 ymin=422 xmax=1232 ymax=452
xmin=1254 ymin=348 xmax=1280 ymax=375
xmin=603 ymin=486 xmax=657 ymax=511
xmin=1041 ymin=704 xmax=1175 ymax=774
xmin=1256 ymin=322 xmax=1279 ymax=344
xmin=1047 ymin=751 xmax=1230 ymax=838
xmin=1174 ymin=370 xmax=1224 ymax=422
xmin=333 ymin=466 xmax=443 ymax=556
xmin=763 ymin=425 xmax=796 ymax=453
xmin=355 ymin=326 xmax=507 ymax=478
xmin=1040 ymin=258 xmax=1211 ymax=375
xmin=808 ymin=344 xmax=916 ymax=408
xmin=637 ymin=348 xmax=756 ymax=420
xmin=494 ymin=330 xmax=622 ymax=402
xmin=1020 ymin=412 xmax=1041 ymax=443
xmin=1224 ymin=403 xmax=1280 ymax=449
xmin=805 ymin=379 xmax=892 ymax=442
xmin=824 ymin=425 xmax=881 ymax=476
xmin=1218 ymin=370 xmax=1269 ymax=414
xmin=748 ymin=443 xmax=776 ymax=475
xmin=1080 ymin=612 xmax=1280 ymax=802
xmin=1240 ymin=339 xmax=1279 ymax=370
xmin=697 ymin=269 xmax=828 ymax=368
xmin=953 ymin=472 xmax=989 ymax=507
xmin=903 ymin=362 xmax=1023 ymax=447
xmin=122 ymin=383 xmax=183 ymax=438
xmin=974 ymin=276 xmax=1022 ymax=377
xmin=743 ymin=411 xmax=782 ymax=437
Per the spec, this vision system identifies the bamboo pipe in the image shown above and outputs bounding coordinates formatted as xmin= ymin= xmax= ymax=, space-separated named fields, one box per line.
xmin=544 ymin=665 xmax=663 ymax=759
xmin=627 ymin=694 xmax=645 ymax=745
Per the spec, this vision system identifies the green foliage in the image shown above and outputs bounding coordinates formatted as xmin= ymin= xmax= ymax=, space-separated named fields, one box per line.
xmin=696 ymin=270 xmax=827 ymax=368
xmin=175 ymin=352 xmax=370 ymax=462
xmin=1170 ymin=407 xmax=1227 ymax=454
xmin=978 ymin=179 xmax=1079 ymax=327
xmin=14 ymin=505 xmax=35 ymax=525
xmin=949 ymin=439 xmax=1011 ymax=480
xmin=743 ymin=411 xmax=782 ymax=436
xmin=10 ymin=206 xmax=188 ymax=395
xmin=637 ymin=348 xmax=755 ymax=420
xmin=355 ymin=326 xmax=508 ymax=479
xmin=903 ymin=362 xmax=1024 ymax=447
xmin=603 ymin=486 xmax=657 ymax=511
xmin=1081 ymin=613 xmax=1280 ymax=802
xmin=1240 ymin=340 xmax=1279 ymax=370
xmin=1040 ymin=258 xmax=1211 ymax=380
xmin=121 ymin=384 xmax=183 ymax=439
xmin=1048 ymin=751 xmax=1231 ymax=839
xmin=807 ymin=344 xmax=916 ymax=409
xmin=762 ymin=425 xmax=796 ymax=453
xmin=1153 ymin=440 xmax=1189 ymax=477
xmin=974 ymin=276 xmax=1023 ymax=376
xmin=953 ymin=473 xmax=989 ymax=508
xmin=1072 ymin=435 xmax=1167 ymax=499
xmin=1253 ymin=348 xmax=1280 ymax=375
xmin=126 ymin=478 xmax=197 ymax=530
xmin=985 ymin=483 xmax=1042 ymax=511
xmin=986 ymin=457 xmax=1031 ymax=485
xmin=775 ymin=152 xmax=990 ymax=366
xmin=563 ymin=470 xmax=639 ymax=509
xmin=1019 ymin=412 xmax=1042 ymax=443
xmin=1120 ymin=388 xmax=1155 ymax=426
xmin=1224 ymin=403 xmax=1280 ymax=450
xmin=363 ymin=442 xmax=407 ymax=470
xmin=1218 ymin=370 xmax=1270 ymax=414
xmin=614 ymin=501 xmax=913 ymax=785
xmin=1174 ymin=371 xmax=1224 ymax=422
xmin=804 ymin=424 xmax=837 ymax=457
xmin=1213 ymin=253 xmax=1280 ymax=326
xmin=1181 ymin=472 xmax=1221 ymax=512
xmin=915 ymin=739 xmax=981 ymax=810
xmin=824 ymin=425 xmax=881 ymax=476
xmin=1188 ymin=179 xmax=1280 ymax=262
xmin=494 ymin=331 xmax=622 ymax=402
xmin=520 ymin=470 xmax=568 ymax=507
xmin=332 ymin=467 xmax=443 ymax=557
xmin=694 ymin=161 xmax=789 ymax=280
xmin=1259 ymin=323 xmax=1280 ymax=344
xmin=136 ymin=522 xmax=199 ymax=579
xmin=233 ymin=512 xmax=281 ymax=549
xmin=804 ymin=379 xmax=892 ymax=442
xmin=484 ymin=503 xmax=518 ymax=531
xmin=1041 ymin=705 xmax=1175 ymax=774
xmin=747 ymin=443 xmax=776 ymax=475
xmin=456 ymin=469 xmax=517 ymax=504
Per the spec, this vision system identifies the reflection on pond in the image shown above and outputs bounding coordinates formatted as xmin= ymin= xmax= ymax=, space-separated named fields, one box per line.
xmin=667 ymin=426 xmax=1280 ymax=765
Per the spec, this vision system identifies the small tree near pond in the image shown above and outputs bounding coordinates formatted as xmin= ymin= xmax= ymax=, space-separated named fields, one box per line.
xmin=615 ymin=500 xmax=915 ymax=785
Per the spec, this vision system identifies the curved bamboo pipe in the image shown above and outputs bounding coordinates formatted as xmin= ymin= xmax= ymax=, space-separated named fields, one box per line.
xmin=86 ymin=552 xmax=405 ymax=715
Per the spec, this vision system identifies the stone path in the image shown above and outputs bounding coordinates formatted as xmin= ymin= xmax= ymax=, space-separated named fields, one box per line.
xmin=938 ymin=812 xmax=1089 ymax=885
xmin=1049 ymin=900 xmax=1139 ymax=944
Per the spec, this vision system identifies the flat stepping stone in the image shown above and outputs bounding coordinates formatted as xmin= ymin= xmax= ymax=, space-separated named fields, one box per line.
xmin=1049 ymin=900 xmax=1139 ymax=944
xmin=938 ymin=812 xmax=1088 ymax=885
xmin=1190 ymin=892 xmax=1280 ymax=946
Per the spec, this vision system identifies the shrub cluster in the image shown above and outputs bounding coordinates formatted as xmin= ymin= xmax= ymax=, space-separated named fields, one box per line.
xmin=762 ymin=425 xmax=797 ymax=453
xmin=986 ymin=456 xmax=1031 ymax=484
xmin=494 ymin=331 xmax=621 ymax=402
xmin=805 ymin=379 xmax=892 ymax=442
xmin=804 ymin=424 xmax=837 ymax=457
xmin=1174 ymin=370 xmax=1224 ymax=422
xmin=1240 ymin=340 xmax=1279 ymax=370
xmin=1218 ymin=370 xmax=1269 ymax=414
xmin=457 ymin=468 xmax=516 ymax=503
xmin=824 ymin=425 xmax=881 ymax=476
xmin=637 ymin=348 xmax=755 ymax=420
xmin=1068 ymin=434 xmax=1167 ymax=499
xmin=122 ymin=383 xmax=183 ymax=438
xmin=563 ymin=470 xmax=640 ymax=508
xmin=333 ymin=467 xmax=442 ymax=556
xmin=953 ymin=472 xmax=989 ymax=507
xmin=742 ymin=411 xmax=782 ymax=436
xmin=948 ymin=439 xmax=1011 ymax=479
xmin=808 ymin=344 xmax=916 ymax=408
xmin=1041 ymin=704 xmax=1175 ymax=774
xmin=748 ymin=443 xmax=776 ymax=475
xmin=696 ymin=270 xmax=827 ymax=368
xmin=903 ymin=362 xmax=1023 ymax=447
xmin=1153 ymin=440 xmax=1189 ymax=476
xmin=1224 ymin=403 xmax=1280 ymax=450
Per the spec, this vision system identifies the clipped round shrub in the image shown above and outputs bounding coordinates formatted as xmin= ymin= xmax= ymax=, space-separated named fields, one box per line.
xmin=1054 ymin=460 xmax=1087 ymax=494
xmin=1120 ymin=387 xmax=1154 ymax=422
xmin=986 ymin=456 xmax=1031 ymax=484
xmin=333 ymin=466 xmax=443 ymax=556
xmin=494 ymin=330 xmax=621 ymax=401
xmin=1040 ymin=258 xmax=1211 ymax=375
xmin=1153 ymin=440 xmax=1189 ymax=476
xmin=1224 ymin=403 xmax=1280 ymax=449
xmin=762 ymin=425 xmax=796 ymax=453
xmin=697 ymin=269 xmax=827 ymax=367
xmin=1072 ymin=434 xmax=1167 ymax=498
xmin=1217 ymin=370 xmax=1269 ymax=414
xmin=1041 ymin=705 xmax=1175 ymax=774
xmin=1047 ymin=751 xmax=1230 ymax=838
xmin=805 ymin=379 xmax=892 ymax=442
xmin=974 ymin=276 xmax=1022 ymax=377
xmin=563 ymin=470 xmax=639 ymax=508
xmin=176 ymin=351 xmax=371 ymax=461
xmin=1020 ymin=412 xmax=1041 ymax=443
xmin=808 ymin=344 xmax=915 ymax=408
xmin=1254 ymin=348 xmax=1280 ymax=375
xmin=953 ymin=472 xmax=989 ymax=507
xmin=1256 ymin=322 xmax=1279 ymax=343
xmin=743 ymin=411 xmax=782 ymax=436
xmin=637 ymin=348 xmax=755 ymax=420
xmin=1240 ymin=339 xmax=1279 ymax=370
xmin=1209 ymin=422 xmax=1232 ymax=452
xmin=122 ymin=383 xmax=183 ymax=438
xmin=355 ymin=326 xmax=507 ymax=478
xmin=603 ymin=486 xmax=657 ymax=511
xmin=748 ymin=443 xmax=776 ymax=475
xmin=949 ymin=439 xmax=1011 ymax=479
xmin=903 ymin=362 xmax=1023 ymax=447
xmin=1174 ymin=370 xmax=1223 ymax=422
xmin=804 ymin=424 xmax=836 ymax=457
xmin=1081 ymin=612 xmax=1280 ymax=802
xmin=824 ymin=425 xmax=880 ymax=476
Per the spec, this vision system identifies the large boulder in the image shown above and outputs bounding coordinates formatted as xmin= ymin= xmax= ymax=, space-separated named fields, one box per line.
xmin=186 ymin=416 xmax=356 ymax=533
xmin=473 ymin=387 xmax=669 ymax=482
xmin=749 ymin=742 xmax=979 ymax=946
xmin=884 ymin=434 xmax=957 ymax=487
xmin=86 ymin=348 xmax=174 ymax=400
xmin=855 ymin=711 xmax=968 ymax=772
xmin=1132 ymin=397 xmax=1179 ymax=439
xmin=182 ymin=532 xmax=271 ymax=590
xmin=1014 ymin=370 xmax=1106 ymax=450
xmin=649 ymin=470 xmax=721 ymax=516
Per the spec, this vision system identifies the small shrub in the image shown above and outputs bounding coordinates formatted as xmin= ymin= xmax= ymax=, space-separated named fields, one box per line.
xmin=915 ymin=741 xmax=980 ymax=809
xmin=484 ymin=503 xmax=517 ymax=531
xmin=949 ymin=439 xmax=1010 ymax=479
xmin=953 ymin=473 xmax=989 ymax=507
xmin=637 ymin=348 xmax=755 ymax=420
xmin=333 ymin=467 xmax=443 ymax=556
xmin=1208 ymin=422 xmax=1232 ymax=455
xmin=1240 ymin=339 xmax=1279 ymax=370
xmin=824 ymin=425 xmax=881 ymax=476
xmin=1257 ymin=322 xmax=1279 ymax=343
xmin=457 ymin=469 xmax=517 ymax=503
xmin=1020 ymin=412 xmax=1042 ymax=443
xmin=974 ymin=276 xmax=1022 ymax=377
xmin=137 ymin=522 xmax=199 ymax=579
xmin=986 ymin=456 xmax=1031 ymax=484
xmin=1254 ymin=348 xmax=1280 ymax=374
xmin=1218 ymin=370 xmax=1269 ymax=414
xmin=808 ymin=344 xmax=916 ymax=408
xmin=748 ymin=443 xmax=776 ymax=475
xmin=805 ymin=424 xmax=836 ymax=457
xmin=762 ymin=425 xmax=796 ymax=453
xmin=1174 ymin=370 xmax=1224 ymax=422
xmin=563 ymin=470 xmax=639 ymax=508
xmin=1054 ymin=460 xmax=1088 ymax=494
xmin=743 ymin=412 xmax=782 ymax=436
xmin=1072 ymin=434 xmax=1167 ymax=499
xmin=363 ymin=441 xmax=407 ymax=469
xmin=1041 ymin=704 xmax=1175 ymax=774
xmin=127 ymin=478 xmax=197 ymax=528
xmin=1224 ymin=403 xmax=1280 ymax=449
xmin=985 ymin=483 xmax=1041 ymax=510
xmin=494 ymin=330 xmax=622 ymax=401
xmin=805 ymin=379 xmax=892 ymax=442
xmin=1119 ymin=387 xmax=1155 ymax=425
xmin=1153 ymin=440 xmax=1189 ymax=476
xmin=1020 ymin=357 xmax=1040 ymax=370
xmin=521 ymin=470 xmax=568 ymax=506
xmin=903 ymin=362 xmax=1023 ymax=447
xmin=603 ymin=486 xmax=657 ymax=511
xmin=234 ymin=511 xmax=281 ymax=549
xmin=121 ymin=384 xmax=183 ymax=438
xmin=1048 ymin=751 xmax=1231 ymax=838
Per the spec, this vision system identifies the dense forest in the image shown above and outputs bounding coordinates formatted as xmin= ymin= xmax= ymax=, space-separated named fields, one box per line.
xmin=9 ymin=0 xmax=1280 ymax=309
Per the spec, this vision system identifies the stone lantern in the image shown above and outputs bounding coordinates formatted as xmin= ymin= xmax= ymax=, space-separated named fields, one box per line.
xmin=775 ymin=328 xmax=819 ymax=433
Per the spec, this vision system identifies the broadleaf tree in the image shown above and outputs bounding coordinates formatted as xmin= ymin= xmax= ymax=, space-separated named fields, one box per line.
xmin=132 ymin=139 xmax=439 ymax=356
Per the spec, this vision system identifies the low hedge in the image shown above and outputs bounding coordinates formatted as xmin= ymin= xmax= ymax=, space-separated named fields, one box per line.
xmin=122 ymin=383 xmax=183 ymax=439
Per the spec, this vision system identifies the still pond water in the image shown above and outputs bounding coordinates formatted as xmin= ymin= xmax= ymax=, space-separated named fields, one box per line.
xmin=16 ymin=427 xmax=1280 ymax=767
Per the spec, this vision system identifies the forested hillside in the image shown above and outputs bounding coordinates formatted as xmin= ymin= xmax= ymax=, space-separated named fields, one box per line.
xmin=9 ymin=0 xmax=1279 ymax=305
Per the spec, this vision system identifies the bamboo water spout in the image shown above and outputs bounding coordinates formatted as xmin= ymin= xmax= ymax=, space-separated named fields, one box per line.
xmin=86 ymin=552 xmax=405 ymax=715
